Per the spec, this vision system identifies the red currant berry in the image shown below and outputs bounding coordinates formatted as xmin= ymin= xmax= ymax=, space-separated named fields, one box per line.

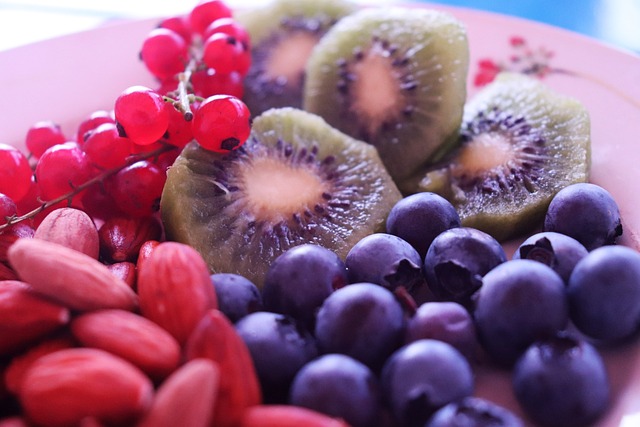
xmin=83 ymin=123 xmax=133 ymax=169
xmin=165 ymin=103 xmax=194 ymax=148
xmin=204 ymin=17 xmax=250 ymax=48
xmin=25 ymin=121 xmax=67 ymax=158
xmin=191 ymin=95 xmax=251 ymax=153
xmin=0 ymin=193 xmax=17 ymax=226
xmin=81 ymin=183 xmax=124 ymax=222
xmin=202 ymin=33 xmax=243 ymax=74
xmin=189 ymin=0 xmax=233 ymax=35
xmin=140 ymin=28 xmax=189 ymax=80
xmin=114 ymin=86 xmax=169 ymax=146
xmin=159 ymin=15 xmax=192 ymax=43
xmin=76 ymin=110 xmax=115 ymax=144
xmin=0 ymin=143 xmax=33 ymax=202
xmin=106 ymin=160 xmax=166 ymax=217
xmin=192 ymin=69 xmax=244 ymax=98
xmin=35 ymin=142 xmax=95 ymax=201
xmin=15 ymin=176 xmax=41 ymax=216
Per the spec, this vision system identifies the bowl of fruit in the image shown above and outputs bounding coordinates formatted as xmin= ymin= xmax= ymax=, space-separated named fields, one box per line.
xmin=1 ymin=0 xmax=640 ymax=426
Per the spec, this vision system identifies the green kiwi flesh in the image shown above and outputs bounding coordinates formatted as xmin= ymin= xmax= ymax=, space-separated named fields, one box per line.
xmin=303 ymin=7 xmax=469 ymax=192
xmin=418 ymin=73 xmax=591 ymax=241
xmin=237 ymin=0 xmax=357 ymax=116
xmin=160 ymin=107 xmax=402 ymax=287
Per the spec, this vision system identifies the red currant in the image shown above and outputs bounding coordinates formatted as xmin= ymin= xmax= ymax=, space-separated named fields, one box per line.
xmin=164 ymin=103 xmax=194 ymax=148
xmin=114 ymin=86 xmax=169 ymax=146
xmin=204 ymin=17 xmax=250 ymax=48
xmin=15 ymin=176 xmax=41 ymax=216
xmin=76 ymin=110 xmax=115 ymax=144
xmin=82 ymin=123 xmax=133 ymax=169
xmin=189 ymin=0 xmax=233 ymax=35
xmin=0 ymin=143 xmax=33 ymax=202
xmin=191 ymin=95 xmax=251 ymax=153
xmin=35 ymin=142 xmax=95 ymax=201
xmin=106 ymin=160 xmax=166 ymax=217
xmin=159 ymin=15 xmax=193 ymax=43
xmin=202 ymin=33 xmax=244 ymax=75
xmin=140 ymin=28 xmax=189 ymax=80
xmin=191 ymin=69 xmax=244 ymax=98
xmin=25 ymin=121 xmax=67 ymax=158
xmin=0 ymin=193 xmax=17 ymax=226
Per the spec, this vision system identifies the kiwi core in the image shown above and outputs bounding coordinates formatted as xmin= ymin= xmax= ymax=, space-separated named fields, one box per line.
xmin=455 ymin=132 xmax=514 ymax=176
xmin=241 ymin=157 xmax=328 ymax=222
xmin=266 ymin=33 xmax=319 ymax=86
xmin=350 ymin=44 xmax=403 ymax=136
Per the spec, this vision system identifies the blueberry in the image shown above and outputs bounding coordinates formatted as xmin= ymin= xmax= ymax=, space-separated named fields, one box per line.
xmin=235 ymin=311 xmax=317 ymax=403
xmin=513 ymin=231 xmax=588 ymax=285
xmin=345 ymin=233 xmax=424 ymax=293
xmin=211 ymin=273 xmax=262 ymax=322
xmin=405 ymin=301 xmax=478 ymax=362
xmin=543 ymin=182 xmax=622 ymax=250
xmin=381 ymin=339 xmax=474 ymax=427
xmin=426 ymin=396 xmax=524 ymax=427
xmin=289 ymin=354 xmax=380 ymax=427
xmin=513 ymin=333 xmax=609 ymax=427
xmin=386 ymin=192 xmax=461 ymax=258
xmin=424 ymin=227 xmax=506 ymax=304
xmin=262 ymin=244 xmax=348 ymax=330
xmin=567 ymin=245 xmax=640 ymax=342
xmin=315 ymin=283 xmax=405 ymax=371
xmin=474 ymin=259 xmax=568 ymax=366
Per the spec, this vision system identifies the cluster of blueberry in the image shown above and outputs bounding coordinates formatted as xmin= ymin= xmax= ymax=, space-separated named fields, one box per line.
xmin=211 ymin=181 xmax=633 ymax=427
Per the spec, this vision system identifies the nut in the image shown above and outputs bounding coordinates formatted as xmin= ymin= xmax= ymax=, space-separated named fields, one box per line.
xmin=238 ymin=405 xmax=351 ymax=427
xmin=71 ymin=309 xmax=181 ymax=380
xmin=34 ymin=207 xmax=100 ymax=259
xmin=7 ymin=238 xmax=138 ymax=312
xmin=98 ymin=216 xmax=162 ymax=263
xmin=19 ymin=348 xmax=153 ymax=427
xmin=137 ymin=242 xmax=217 ymax=345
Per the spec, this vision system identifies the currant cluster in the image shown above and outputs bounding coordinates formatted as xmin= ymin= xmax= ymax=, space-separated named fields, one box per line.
xmin=0 ymin=0 xmax=252 ymax=231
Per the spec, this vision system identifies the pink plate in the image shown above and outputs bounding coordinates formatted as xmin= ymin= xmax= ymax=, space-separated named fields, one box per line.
xmin=1 ymin=2 xmax=640 ymax=426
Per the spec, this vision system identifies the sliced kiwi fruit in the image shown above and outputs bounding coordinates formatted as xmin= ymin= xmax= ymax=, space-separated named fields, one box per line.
xmin=418 ymin=72 xmax=591 ymax=242
xmin=303 ymin=7 xmax=469 ymax=192
xmin=236 ymin=0 xmax=357 ymax=116
xmin=161 ymin=107 xmax=402 ymax=287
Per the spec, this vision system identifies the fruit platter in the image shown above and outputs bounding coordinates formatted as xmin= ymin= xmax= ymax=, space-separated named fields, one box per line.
xmin=1 ymin=0 xmax=640 ymax=426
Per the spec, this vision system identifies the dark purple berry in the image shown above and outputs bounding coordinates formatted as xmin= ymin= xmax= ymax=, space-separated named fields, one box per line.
xmin=426 ymin=396 xmax=524 ymax=427
xmin=211 ymin=273 xmax=262 ymax=322
xmin=543 ymin=182 xmax=622 ymax=250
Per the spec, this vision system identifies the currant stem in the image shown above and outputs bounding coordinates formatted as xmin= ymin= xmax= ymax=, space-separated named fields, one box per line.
xmin=0 ymin=144 xmax=176 ymax=233
xmin=177 ymin=58 xmax=199 ymax=121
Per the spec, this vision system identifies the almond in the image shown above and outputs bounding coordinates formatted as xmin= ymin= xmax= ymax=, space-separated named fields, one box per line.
xmin=0 ymin=262 xmax=17 ymax=281
xmin=19 ymin=348 xmax=153 ymax=427
xmin=71 ymin=309 xmax=181 ymax=380
xmin=34 ymin=207 xmax=100 ymax=259
xmin=138 ymin=359 xmax=220 ymax=427
xmin=98 ymin=216 xmax=162 ymax=263
xmin=5 ymin=334 xmax=76 ymax=395
xmin=8 ymin=238 xmax=138 ymax=312
xmin=136 ymin=239 xmax=160 ymax=273
xmin=137 ymin=242 xmax=217 ymax=345
xmin=107 ymin=261 xmax=137 ymax=289
xmin=185 ymin=309 xmax=262 ymax=427
xmin=0 ymin=280 xmax=70 ymax=356
xmin=238 ymin=405 xmax=351 ymax=427
xmin=0 ymin=416 xmax=29 ymax=427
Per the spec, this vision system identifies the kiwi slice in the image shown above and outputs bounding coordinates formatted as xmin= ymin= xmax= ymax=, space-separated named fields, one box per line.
xmin=237 ymin=0 xmax=357 ymax=116
xmin=303 ymin=7 xmax=469 ymax=192
xmin=418 ymin=73 xmax=591 ymax=241
xmin=161 ymin=107 xmax=402 ymax=287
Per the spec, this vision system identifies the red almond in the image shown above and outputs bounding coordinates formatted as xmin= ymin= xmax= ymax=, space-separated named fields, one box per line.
xmin=0 ymin=280 xmax=70 ymax=356
xmin=107 ymin=261 xmax=137 ymax=289
xmin=5 ymin=333 xmax=76 ymax=395
xmin=98 ymin=216 xmax=162 ymax=263
xmin=138 ymin=359 xmax=220 ymax=427
xmin=7 ymin=238 xmax=138 ymax=312
xmin=0 ymin=416 xmax=30 ymax=427
xmin=238 ymin=405 xmax=351 ymax=427
xmin=19 ymin=348 xmax=154 ymax=427
xmin=0 ymin=262 xmax=18 ymax=281
xmin=136 ymin=239 xmax=160 ymax=273
xmin=137 ymin=242 xmax=217 ymax=345
xmin=71 ymin=309 xmax=181 ymax=380
xmin=185 ymin=309 xmax=262 ymax=427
